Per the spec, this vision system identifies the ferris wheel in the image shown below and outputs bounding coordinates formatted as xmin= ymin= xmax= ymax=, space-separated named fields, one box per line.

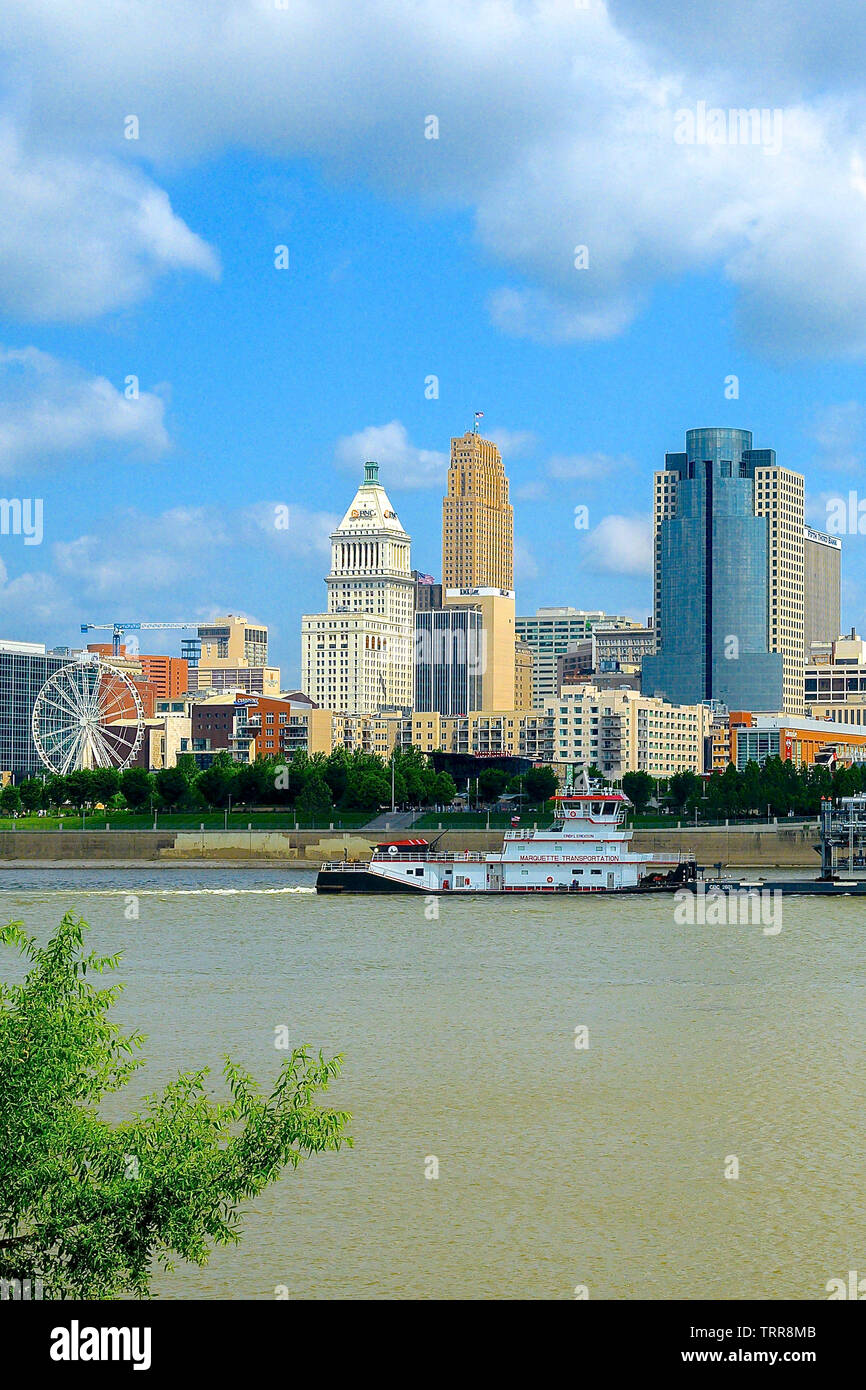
xmin=32 ymin=657 xmax=145 ymax=775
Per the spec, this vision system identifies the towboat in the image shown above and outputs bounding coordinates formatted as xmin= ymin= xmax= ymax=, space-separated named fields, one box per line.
xmin=316 ymin=787 xmax=696 ymax=894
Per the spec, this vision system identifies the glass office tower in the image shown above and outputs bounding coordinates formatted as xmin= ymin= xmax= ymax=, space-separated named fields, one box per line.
xmin=642 ymin=428 xmax=783 ymax=711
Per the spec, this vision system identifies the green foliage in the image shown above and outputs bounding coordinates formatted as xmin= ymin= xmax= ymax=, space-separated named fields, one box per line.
xmin=432 ymin=771 xmax=457 ymax=804
xmin=120 ymin=767 xmax=154 ymax=811
xmin=88 ymin=768 xmax=121 ymax=806
xmin=0 ymin=784 xmax=21 ymax=814
xmin=154 ymin=765 xmax=189 ymax=811
xmin=477 ymin=767 xmax=509 ymax=802
xmin=296 ymin=774 xmax=334 ymax=816
xmin=621 ymin=770 xmax=654 ymax=815
xmin=524 ymin=765 xmax=559 ymax=804
xmin=196 ymin=753 xmax=238 ymax=809
xmin=0 ymin=913 xmax=351 ymax=1299
xmin=19 ymin=781 xmax=44 ymax=814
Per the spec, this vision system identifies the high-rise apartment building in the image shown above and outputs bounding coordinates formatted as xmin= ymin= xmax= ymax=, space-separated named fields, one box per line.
xmin=643 ymin=428 xmax=785 ymax=713
xmin=442 ymin=430 xmax=513 ymax=590
xmin=414 ymin=607 xmax=483 ymax=715
xmin=301 ymin=462 xmax=414 ymax=715
xmin=514 ymin=640 xmax=534 ymax=710
xmin=197 ymin=615 xmax=268 ymax=668
xmin=444 ymin=587 xmax=516 ymax=710
xmin=515 ymin=608 xmax=635 ymax=704
xmin=0 ymin=640 xmax=71 ymax=779
xmin=754 ymin=466 xmax=805 ymax=714
xmin=804 ymin=526 xmax=842 ymax=653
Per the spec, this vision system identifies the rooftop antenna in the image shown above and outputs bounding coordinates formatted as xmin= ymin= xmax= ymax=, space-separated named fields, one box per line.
xmin=473 ymin=410 xmax=483 ymax=435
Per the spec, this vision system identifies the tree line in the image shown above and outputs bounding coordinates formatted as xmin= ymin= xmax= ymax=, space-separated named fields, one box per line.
xmin=621 ymin=758 xmax=866 ymax=819
xmin=1 ymin=747 xmax=459 ymax=817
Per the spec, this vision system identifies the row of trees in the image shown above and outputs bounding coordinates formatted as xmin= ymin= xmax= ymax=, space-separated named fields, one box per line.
xmin=1 ymin=748 xmax=460 ymax=817
xmin=620 ymin=758 xmax=866 ymax=819
xmin=9 ymin=749 xmax=857 ymax=822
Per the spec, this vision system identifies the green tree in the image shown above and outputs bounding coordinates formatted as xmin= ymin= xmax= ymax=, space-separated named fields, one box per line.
xmin=120 ymin=767 xmax=153 ymax=811
xmin=44 ymin=776 xmax=69 ymax=811
xmin=432 ymin=771 xmax=457 ymax=805
xmin=477 ymin=767 xmax=509 ymax=802
xmin=0 ymin=914 xmax=350 ymax=1300
xmin=155 ymin=766 xmax=189 ymax=811
xmin=621 ymin=770 xmax=653 ymax=815
xmin=196 ymin=753 xmax=238 ymax=810
xmin=235 ymin=759 xmax=273 ymax=807
xmin=296 ymin=775 xmax=334 ymax=819
xmin=524 ymin=765 xmax=559 ymax=805
xmin=668 ymin=770 xmax=700 ymax=813
xmin=342 ymin=768 xmax=388 ymax=811
xmin=63 ymin=770 xmax=94 ymax=810
xmin=740 ymin=760 xmax=762 ymax=815
xmin=88 ymin=767 xmax=121 ymax=807
xmin=19 ymin=780 xmax=44 ymax=814
xmin=174 ymin=753 xmax=199 ymax=785
xmin=0 ymin=785 xmax=21 ymax=815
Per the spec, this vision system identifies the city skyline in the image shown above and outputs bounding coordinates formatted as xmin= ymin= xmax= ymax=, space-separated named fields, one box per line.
xmin=2 ymin=412 xmax=854 ymax=690
xmin=2 ymin=5 xmax=866 ymax=682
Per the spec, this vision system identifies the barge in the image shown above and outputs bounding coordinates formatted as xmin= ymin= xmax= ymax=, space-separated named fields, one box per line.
xmin=316 ymin=786 xmax=696 ymax=895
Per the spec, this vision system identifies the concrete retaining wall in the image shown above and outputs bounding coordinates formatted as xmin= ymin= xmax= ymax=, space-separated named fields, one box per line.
xmin=0 ymin=823 xmax=822 ymax=868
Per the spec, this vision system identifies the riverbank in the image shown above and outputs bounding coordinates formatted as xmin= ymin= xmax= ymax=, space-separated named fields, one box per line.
xmin=0 ymin=822 xmax=822 ymax=869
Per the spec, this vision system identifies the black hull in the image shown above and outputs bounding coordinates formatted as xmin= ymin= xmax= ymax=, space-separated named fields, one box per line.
xmin=687 ymin=879 xmax=866 ymax=896
xmin=316 ymin=869 xmax=427 ymax=894
xmin=316 ymin=868 xmax=693 ymax=896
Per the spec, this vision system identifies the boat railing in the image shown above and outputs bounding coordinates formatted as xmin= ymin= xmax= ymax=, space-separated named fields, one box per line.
xmin=319 ymin=860 xmax=371 ymax=872
xmin=372 ymin=850 xmax=487 ymax=864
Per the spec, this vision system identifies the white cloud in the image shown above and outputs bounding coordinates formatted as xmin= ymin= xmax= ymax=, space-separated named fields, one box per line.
xmin=333 ymin=420 xmax=448 ymax=489
xmin=0 ymin=128 xmax=219 ymax=322
xmin=583 ymin=514 xmax=653 ymax=575
xmin=0 ymin=346 xmax=170 ymax=472
xmin=2 ymin=3 xmax=866 ymax=354
xmin=0 ymin=498 xmax=339 ymax=638
xmin=240 ymin=501 xmax=338 ymax=556
xmin=486 ymin=427 xmax=538 ymax=457
xmin=514 ymin=478 xmax=548 ymax=501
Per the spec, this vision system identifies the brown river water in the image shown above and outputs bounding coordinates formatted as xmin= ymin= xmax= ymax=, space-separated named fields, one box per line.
xmin=1 ymin=867 xmax=864 ymax=1300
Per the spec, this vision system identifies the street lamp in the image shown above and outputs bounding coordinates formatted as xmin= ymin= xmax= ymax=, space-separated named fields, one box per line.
xmin=224 ymin=793 xmax=233 ymax=831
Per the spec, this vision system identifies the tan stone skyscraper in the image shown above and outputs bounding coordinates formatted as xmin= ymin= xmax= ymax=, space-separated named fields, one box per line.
xmin=753 ymin=465 xmax=805 ymax=715
xmin=442 ymin=427 xmax=513 ymax=589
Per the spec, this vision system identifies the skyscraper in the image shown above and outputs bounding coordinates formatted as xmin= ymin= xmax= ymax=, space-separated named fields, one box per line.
xmin=414 ymin=607 xmax=484 ymax=715
xmin=642 ymin=427 xmax=785 ymax=713
xmin=515 ymin=608 xmax=636 ymax=704
xmin=442 ymin=429 xmax=513 ymax=590
xmin=804 ymin=526 xmax=842 ymax=653
xmin=753 ymin=465 xmax=805 ymax=714
xmin=301 ymin=462 xmax=414 ymax=715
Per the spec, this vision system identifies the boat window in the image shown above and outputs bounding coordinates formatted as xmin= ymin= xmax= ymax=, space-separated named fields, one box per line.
xmin=591 ymin=869 xmax=602 ymax=875
xmin=603 ymin=801 xmax=616 ymax=816
xmin=591 ymin=801 xmax=602 ymax=815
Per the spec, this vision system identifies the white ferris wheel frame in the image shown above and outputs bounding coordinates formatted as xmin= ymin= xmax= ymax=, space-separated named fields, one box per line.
xmin=31 ymin=657 xmax=145 ymax=775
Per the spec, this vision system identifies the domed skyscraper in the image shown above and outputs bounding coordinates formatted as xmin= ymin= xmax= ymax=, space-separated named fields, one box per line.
xmin=301 ymin=462 xmax=414 ymax=715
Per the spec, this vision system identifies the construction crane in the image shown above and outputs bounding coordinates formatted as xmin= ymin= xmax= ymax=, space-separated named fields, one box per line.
xmin=80 ymin=621 xmax=199 ymax=657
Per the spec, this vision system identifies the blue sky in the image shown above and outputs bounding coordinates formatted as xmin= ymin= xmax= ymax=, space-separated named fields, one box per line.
xmin=2 ymin=1 xmax=866 ymax=684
